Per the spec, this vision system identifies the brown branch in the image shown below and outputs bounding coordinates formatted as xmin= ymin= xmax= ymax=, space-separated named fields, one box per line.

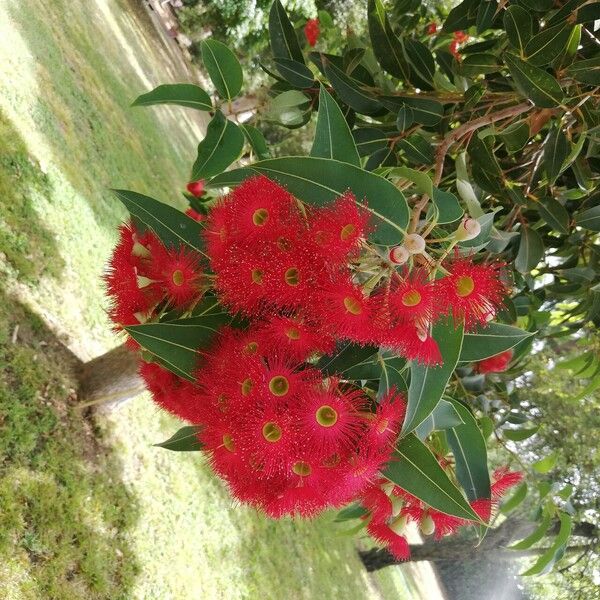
xmin=433 ymin=102 xmax=531 ymax=186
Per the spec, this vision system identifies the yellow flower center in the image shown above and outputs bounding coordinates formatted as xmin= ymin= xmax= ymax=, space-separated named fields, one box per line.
xmin=292 ymin=461 xmax=311 ymax=476
xmin=172 ymin=269 xmax=185 ymax=286
xmin=269 ymin=376 xmax=289 ymax=397
xmin=252 ymin=208 xmax=269 ymax=226
xmin=241 ymin=378 xmax=253 ymax=396
xmin=284 ymin=268 xmax=300 ymax=286
xmin=222 ymin=434 xmax=235 ymax=452
xmin=340 ymin=223 xmax=356 ymax=241
xmin=343 ymin=296 xmax=362 ymax=315
xmin=244 ymin=342 xmax=258 ymax=355
xmin=285 ymin=327 xmax=300 ymax=340
xmin=262 ymin=422 xmax=282 ymax=443
xmin=456 ymin=275 xmax=475 ymax=297
xmin=251 ymin=269 xmax=263 ymax=285
xmin=401 ymin=289 xmax=421 ymax=307
xmin=316 ymin=405 xmax=338 ymax=427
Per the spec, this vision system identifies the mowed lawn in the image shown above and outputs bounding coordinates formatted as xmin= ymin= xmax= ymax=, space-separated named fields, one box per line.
xmin=0 ymin=0 xmax=414 ymax=598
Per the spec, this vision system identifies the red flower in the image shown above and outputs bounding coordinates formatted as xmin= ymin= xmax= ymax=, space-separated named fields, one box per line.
xmin=449 ymin=40 xmax=461 ymax=59
xmin=491 ymin=467 xmax=524 ymax=499
xmin=427 ymin=23 xmax=438 ymax=35
xmin=453 ymin=30 xmax=469 ymax=43
xmin=476 ymin=350 xmax=513 ymax=373
xmin=361 ymin=484 xmax=393 ymax=523
xmin=436 ymin=258 xmax=508 ymax=330
xmin=186 ymin=179 xmax=205 ymax=197
xmin=185 ymin=207 xmax=204 ymax=222
xmin=388 ymin=270 xmax=441 ymax=327
xmin=304 ymin=18 xmax=320 ymax=47
xmin=367 ymin=521 xmax=410 ymax=560
xmin=365 ymin=388 xmax=406 ymax=450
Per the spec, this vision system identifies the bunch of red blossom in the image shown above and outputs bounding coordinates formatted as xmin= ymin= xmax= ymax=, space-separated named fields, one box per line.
xmin=304 ymin=18 xmax=320 ymax=47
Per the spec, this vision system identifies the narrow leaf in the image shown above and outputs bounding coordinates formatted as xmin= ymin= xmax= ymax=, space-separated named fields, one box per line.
xmin=132 ymin=84 xmax=212 ymax=111
xmin=269 ymin=0 xmax=305 ymax=64
xmin=500 ymin=482 xmax=528 ymax=513
xmin=515 ymin=226 xmax=544 ymax=273
xmin=460 ymin=323 xmax=534 ymax=362
xmin=415 ymin=399 xmax=464 ymax=440
xmin=155 ymin=426 xmax=203 ymax=451
xmin=274 ymin=57 xmax=315 ymax=88
xmin=324 ymin=59 xmax=383 ymax=115
xmin=522 ymin=513 xmax=572 ymax=576
xmin=510 ymin=514 xmax=552 ymax=550
xmin=504 ymin=54 xmax=563 ymax=108
xmin=201 ymin=39 xmax=243 ymax=100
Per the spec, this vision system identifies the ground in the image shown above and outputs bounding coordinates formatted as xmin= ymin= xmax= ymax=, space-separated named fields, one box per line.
xmin=0 ymin=0 xmax=418 ymax=598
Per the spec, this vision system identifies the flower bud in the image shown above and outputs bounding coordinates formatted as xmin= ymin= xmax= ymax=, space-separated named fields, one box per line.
xmin=403 ymin=233 xmax=426 ymax=255
xmin=186 ymin=179 xmax=205 ymax=197
xmin=390 ymin=514 xmax=408 ymax=535
xmin=390 ymin=495 xmax=404 ymax=517
xmin=454 ymin=218 xmax=481 ymax=241
xmin=389 ymin=245 xmax=410 ymax=265
xmin=420 ymin=513 xmax=436 ymax=536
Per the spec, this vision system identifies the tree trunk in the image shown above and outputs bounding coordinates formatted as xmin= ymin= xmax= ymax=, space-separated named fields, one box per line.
xmin=78 ymin=344 xmax=144 ymax=408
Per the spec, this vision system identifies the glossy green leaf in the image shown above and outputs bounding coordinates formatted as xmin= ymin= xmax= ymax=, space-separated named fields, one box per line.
xmin=335 ymin=503 xmax=368 ymax=522
xmin=504 ymin=54 xmax=563 ymax=108
xmin=268 ymin=90 xmax=311 ymax=127
xmin=385 ymin=434 xmax=479 ymax=521
xmin=317 ymin=343 xmax=379 ymax=379
xmin=208 ymin=156 xmax=410 ymax=245
xmin=443 ymin=0 xmax=474 ymax=33
xmin=499 ymin=120 xmax=530 ymax=153
xmin=575 ymin=204 xmax=600 ymax=231
xmin=504 ymin=426 xmax=539 ymax=441
xmin=431 ymin=188 xmax=464 ymax=224
xmin=396 ymin=104 xmax=414 ymax=132
xmin=566 ymin=56 xmax=600 ymax=85
xmin=132 ymin=83 xmax=212 ymax=111
xmin=576 ymin=2 xmax=600 ymax=22
xmin=377 ymin=353 xmax=409 ymax=399
xmin=404 ymin=39 xmax=436 ymax=90
xmin=525 ymin=22 xmax=573 ymax=66
xmin=544 ymin=125 xmax=569 ymax=185
xmin=112 ymin=189 xmax=206 ymax=256
xmin=415 ymin=399 xmax=464 ymax=440
xmin=476 ymin=0 xmax=496 ymax=33
xmin=352 ymin=128 xmax=389 ymax=157
xmin=155 ymin=426 xmax=203 ymax=451
xmin=504 ymin=6 xmax=534 ymax=54
xmin=399 ymin=97 xmax=444 ymax=126
xmin=269 ymin=0 xmax=304 ymax=64
xmin=402 ymin=320 xmax=464 ymax=435
xmin=510 ymin=514 xmax=552 ymax=550
xmin=367 ymin=0 xmax=410 ymax=80
xmin=273 ymin=58 xmax=314 ymax=88
xmin=532 ymin=452 xmax=558 ymax=474
xmin=461 ymin=54 xmax=501 ymax=77
xmin=501 ymin=482 xmax=528 ymax=513
xmin=201 ymin=39 xmax=243 ymax=100
xmin=446 ymin=400 xmax=491 ymax=502
xmin=391 ymin=166 xmax=433 ymax=197
xmin=537 ymin=198 xmax=569 ymax=234
xmin=515 ymin=226 xmax=545 ymax=273
xmin=311 ymin=86 xmax=360 ymax=166
xmin=191 ymin=111 xmax=244 ymax=180
xmin=460 ymin=323 xmax=534 ymax=362
xmin=324 ymin=59 xmax=383 ymax=116
xmin=522 ymin=513 xmax=572 ymax=576
xmin=126 ymin=313 xmax=231 ymax=380
xmin=240 ymin=123 xmax=270 ymax=160
xmin=398 ymin=134 xmax=434 ymax=165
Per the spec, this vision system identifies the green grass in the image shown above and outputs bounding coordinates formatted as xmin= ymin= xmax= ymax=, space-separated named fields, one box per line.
xmin=0 ymin=0 xmax=414 ymax=598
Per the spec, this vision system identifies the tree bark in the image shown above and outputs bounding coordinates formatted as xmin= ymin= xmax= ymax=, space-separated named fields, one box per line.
xmin=78 ymin=343 xmax=145 ymax=408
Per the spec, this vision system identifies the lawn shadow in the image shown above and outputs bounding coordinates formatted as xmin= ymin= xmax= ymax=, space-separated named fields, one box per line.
xmin=0 ymin=110 xmax=65 ymax=281
xmin=0 ymin=289 xmax=140 ymax=598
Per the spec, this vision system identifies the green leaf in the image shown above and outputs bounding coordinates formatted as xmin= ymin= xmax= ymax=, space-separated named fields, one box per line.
xmin=391 ymin=166 xmax=433 ymax=197
xmin=269 ymin=0 xmax=304 ymax=64
xmin=537 ymin=198 xmax=569 ymax=234
xmin=476 ymin=0 xmax=496 ymax=33
xmin=446 ymin=400 xmax=491 ymax=502
xmin=575 ymin=204 xmax=600 ymax=231
xmin=460 ymin=323 xmax=534 ymax=362
xmin=415 ymin=399 xmax=465 ymax=440
xmin=504 ymin=426 xmax=539 ymax=441
xmin=510 ymin=514 xmax=552 ymax=550
xmin=240 ymin=124 xmax=271 ymax=160
xmin=525 ymin=22 xmax=573 ymax=67
xmin=566 ymin=56 xmax=600 ymax=85
xmin=324 ymin=59 xmax=383 ymax=116
xmin=126 ymin=313 xmax=231 ymax=380
xmin=504 ymin=6 xmax=534 ymax=54
xmin=384 ymin=434 xmax=479 ymax=521
xmin=504 ymin=54 xmax=564 ymax=108
xmin=311 ymin=86 xmax=360 ymax=166
xmin=112 ymin=189 xmax=206 ymax=256
xmin=573 ymin=373 xmax=600 ymax=401
xmin=404 ymin=39 xmax=436 ymax=90
xmin=317 ymin=343 xmax=379 ymax=378
xmin=532 ymin=452 xmax=558 ymax=474
xmin=367 ymin=0 xmax=410 ymax=80
xmin=522 ymin=513 xmax=572 ymax=576
xmin=353 ymin=128 xmax=388 ymax=157
xmin=501 ymin=482 xmax=528 ymax=513
xmin=155 ymin=426 xmax=203 ymax=451
xmin=499 ymin=121 xmax=530 ymax=153
xmin=460 ymin=54 xmax=501 ymax=77
xmin=268 ymin=90 xmax=311 ymax=127
xmin=399 ymin=97 xmax=444 ymax=126
xmin=207 ymin=156 xmax=410 ymax=245
xmin=396 ymin=105 xmax=414 ymax=132
xmin=402 ymin=320 xmax=464 ymax=435
xmin=431 ymin=188 xmax=464 ymax=224
xmin=273 ymin=58 xmax=314 ymax=88
xmin=201 ymin=39 xmax=243 ymax=100
xmin=576 ymin=2 xmax=600 ymax=23
xmin=544 ymin=125 xmax=569 ymax=185
xmin=515 ymin=226 xmax=545 ymax=273
xmin=398 ymin=134 xmax=434 ymax=165
xmin=335 ymin=503 xmax=368 ymax=522
xmin=132 ymin=83 xmax=212 ymax=111
xmin=377 ymin=353 xmax=409 ymax=399
xmin=443 ymin=0 xmax=474 ymax=33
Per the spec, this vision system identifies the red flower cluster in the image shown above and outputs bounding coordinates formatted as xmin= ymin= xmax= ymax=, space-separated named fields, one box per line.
xmin=185 ymin=327 xmax=406 ymax=517
xmin=450 ymin=30 xmax=469 ymax=60
xmin=304 ymin=18 xmax=320 ymax=47
xmin=104 ymin=222 xmax=206 ymax=341
xmin=205 ymin=176 xmax=508 ymax=366
xmin=476 ymin=349 xmax=513 ymax=373
xmin=359 ymin=466 xmax=523 ymax=559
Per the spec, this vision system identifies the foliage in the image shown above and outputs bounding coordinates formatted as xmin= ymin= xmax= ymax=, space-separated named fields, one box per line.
xmin=119 ymin=0 xmax=600 ymax=580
